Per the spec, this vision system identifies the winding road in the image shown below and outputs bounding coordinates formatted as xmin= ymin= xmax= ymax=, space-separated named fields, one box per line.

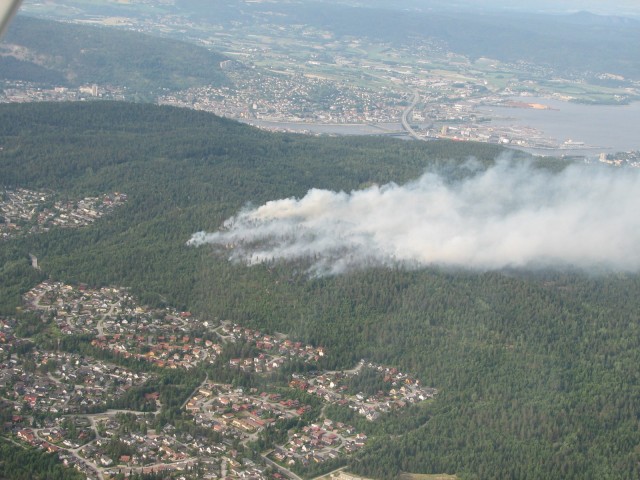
xmin=401 ymin=90 xmax=423 ymax=141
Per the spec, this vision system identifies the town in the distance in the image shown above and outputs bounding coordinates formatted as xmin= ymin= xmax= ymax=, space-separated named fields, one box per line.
xmin=4 ymin=0 xmax=640 ymax=164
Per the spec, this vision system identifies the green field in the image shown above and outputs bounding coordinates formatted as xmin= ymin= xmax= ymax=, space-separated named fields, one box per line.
xmin=399 ymin=474 xmax=458 ymax=480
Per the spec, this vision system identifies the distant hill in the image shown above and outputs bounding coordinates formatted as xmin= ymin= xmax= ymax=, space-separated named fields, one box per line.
xmin=275 ymin=3 xmax=640 ymax=79
xmin=564 ymin=10 xmax=640 ymax=26
xmin=0 ymin=16 xmax=229 ymax=93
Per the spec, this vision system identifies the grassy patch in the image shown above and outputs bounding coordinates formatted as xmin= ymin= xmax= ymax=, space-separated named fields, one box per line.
xmin=399 ymin=474 xmax=458 ymax=480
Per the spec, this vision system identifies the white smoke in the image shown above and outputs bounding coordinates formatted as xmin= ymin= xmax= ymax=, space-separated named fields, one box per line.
xmin=187 ymin=157 xmax=640 ymax=274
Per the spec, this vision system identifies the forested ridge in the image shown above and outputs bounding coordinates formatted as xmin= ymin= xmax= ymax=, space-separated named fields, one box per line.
xmin=1 ymin=102 xmax=639 ymax=479
xmin=0 ymin=16 xmax=229 ymax=94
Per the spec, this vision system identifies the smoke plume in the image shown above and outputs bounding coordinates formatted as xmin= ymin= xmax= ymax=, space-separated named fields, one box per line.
xmin=188 ymin=157 xmax=640 ymax=275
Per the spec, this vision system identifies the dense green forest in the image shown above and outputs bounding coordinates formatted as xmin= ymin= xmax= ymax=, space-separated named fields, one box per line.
xmin=1 ymin=102 xmax=640 ymax=479
xmin=0 ymin=16 xmax=228 ymax=94
xmin=0 ymin=438 xmax=85 ymax=480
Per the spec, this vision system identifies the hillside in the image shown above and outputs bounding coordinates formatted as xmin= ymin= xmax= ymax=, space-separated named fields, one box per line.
xmin=0 ymin=16 xmax=229 ymax=94
xmin=1 ymin=102 xmax=640 ymax=479
xmin=270 ymin=3 xmax=640 ymax=80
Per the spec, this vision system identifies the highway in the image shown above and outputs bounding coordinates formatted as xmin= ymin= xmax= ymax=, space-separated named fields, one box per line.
xmin=401 ymin=90 xmax=424 ymax=141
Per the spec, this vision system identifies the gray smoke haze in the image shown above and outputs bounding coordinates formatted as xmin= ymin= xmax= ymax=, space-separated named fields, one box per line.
xmin=188 ymin=157 xmax=640 ymax=275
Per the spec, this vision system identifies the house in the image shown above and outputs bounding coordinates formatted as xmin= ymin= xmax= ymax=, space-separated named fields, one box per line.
xmin=17 ymin=429 xmax=36 ymax=444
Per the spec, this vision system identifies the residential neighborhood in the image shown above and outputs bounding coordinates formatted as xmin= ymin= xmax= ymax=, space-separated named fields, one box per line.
xmin=1 ymin=281 xmax=437 ymax=479
xmin=1 ymin=349 xmax=151 ymax=415
xmin=597 ymin=150 xmax=640 ymax=168
xmin=1 ymin=188 xmax=127 ymax=240
xmin=289 ymin=362 xmax=437 ymax=422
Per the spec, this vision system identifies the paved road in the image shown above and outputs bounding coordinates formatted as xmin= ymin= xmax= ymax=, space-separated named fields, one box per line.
xmin=311 ymin=465 xmax=348 ymax=479
xmin=401 ymin=90 xmax=424 ymax=141
xmin=181 ymin=371 xmax=209 ymax=410
xmin=261 ymin=453 xmax=304 ymax=480
xmin=39 ymin=406 xmax=166 ymax=480
xmin=324 ymin=359 xmax=365 ymax=376
xmin=96 ymin=301 xmax=120 ymax=336
xmin=31 ymin=289 xmax=49 ymax=310
xmin=29 ymin=253 xmax=39 ymax=270
xmin=34 ymin=426 xmax=105 ymax=480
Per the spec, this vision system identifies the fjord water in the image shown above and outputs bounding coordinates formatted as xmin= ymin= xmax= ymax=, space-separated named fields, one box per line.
xmin=478 ymin=97 xmax=640 ymax=155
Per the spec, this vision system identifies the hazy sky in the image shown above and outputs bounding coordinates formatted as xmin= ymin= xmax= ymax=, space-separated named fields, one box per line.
xmin=386 ymin=0 xmax=640 ymax=16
